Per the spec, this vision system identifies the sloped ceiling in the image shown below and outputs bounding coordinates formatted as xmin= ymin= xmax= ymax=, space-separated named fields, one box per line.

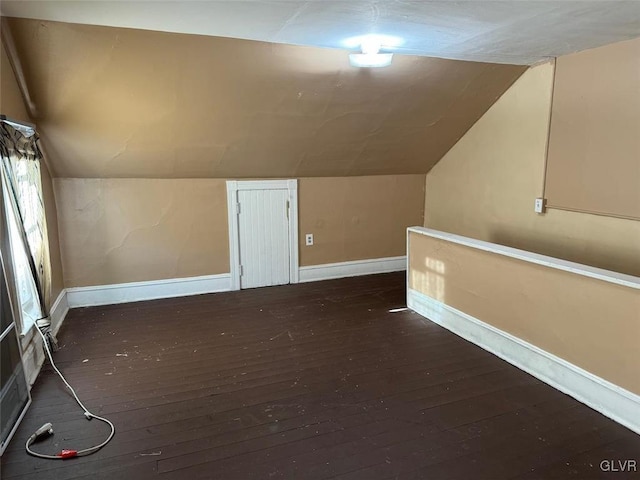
xmin=2 ymin=1 xmax=640 ymax=65
xmin=5 ymin=18 xmax=526 ymax=178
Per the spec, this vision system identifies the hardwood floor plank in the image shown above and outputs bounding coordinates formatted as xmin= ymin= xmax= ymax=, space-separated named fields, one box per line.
xmin=2 ymin=273 xmax=637 ymax=480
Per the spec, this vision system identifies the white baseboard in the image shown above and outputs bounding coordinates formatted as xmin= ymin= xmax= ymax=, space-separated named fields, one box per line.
xmin=299 ymin=256 xmax=406 ymax=283
xmin=50 ymin=289 xmax=69 ymax=337
xmin=66 ymin=260 xmax=402 ymax=308
xmin=407 ymin=288 xmax=640 ymax=435
xmin=66 ymin=273 xmax=232 ymax=308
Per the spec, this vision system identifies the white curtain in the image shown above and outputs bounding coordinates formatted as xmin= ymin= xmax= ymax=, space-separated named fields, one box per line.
xmin=0 ymin=121 xmax=50 ymax=331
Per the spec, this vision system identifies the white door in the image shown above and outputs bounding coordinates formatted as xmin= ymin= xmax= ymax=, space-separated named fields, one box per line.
xmin=227 ymin=180 xmax=299 ymax=290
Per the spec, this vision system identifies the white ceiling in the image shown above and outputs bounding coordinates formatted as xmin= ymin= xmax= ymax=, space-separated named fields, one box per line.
xmin=2 ymin=1 xmax=639 ymax=65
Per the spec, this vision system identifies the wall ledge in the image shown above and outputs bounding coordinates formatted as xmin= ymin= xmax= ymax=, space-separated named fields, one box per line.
xmin=408 ymin=227 xmax=639 ymax=289
xmin=407 ymin=288 xmax=640 ymax=435
xmin=299 ymin=256 xmax=406 ymax=283
xmin=66 ymin=273 xmax=232 ymax=308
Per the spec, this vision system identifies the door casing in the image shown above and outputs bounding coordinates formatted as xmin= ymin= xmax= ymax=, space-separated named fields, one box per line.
xmin=226 ymin=179 xmax=299 ymax=290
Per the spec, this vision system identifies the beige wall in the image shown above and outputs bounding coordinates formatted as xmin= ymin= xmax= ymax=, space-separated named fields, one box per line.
xmin=40 ymin=163 xmax=64 ymax=303
xmin=408 ymin=232 xmax=640 ymax=395
xmin=54 ymin=178 xmax=230 ymax=287
xmin=545 ymin=38 xmax=640 ymax=219
xmin=1 ymin=41 xmax=65 ymax=308
xmin=55 ymin=175 xmax=423 ymax=287
xmin=424 ymin=62 xmax=640 ymax=276
xmin=299 ymin=175 xmax=424 ymax=266
xmin=8 ymin=17 xmax=524 ymax=179
xmin=0 ymin=42 xmax=29 ymax=123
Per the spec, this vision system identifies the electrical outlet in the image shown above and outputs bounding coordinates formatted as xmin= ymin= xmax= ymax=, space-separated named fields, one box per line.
xmin=534 ymin=197 xmax=546 ymax=214
xmin=305 ymin=234 xmax=314 ymax=246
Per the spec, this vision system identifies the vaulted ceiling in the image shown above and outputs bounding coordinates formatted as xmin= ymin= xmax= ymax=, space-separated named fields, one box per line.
xmin=3 ymin=1 xmax=640 ymax=65
xmin=4 ymin=18 xmax=525 ymax=178
xmin=1 ymin=1 xmax=638 ymax=178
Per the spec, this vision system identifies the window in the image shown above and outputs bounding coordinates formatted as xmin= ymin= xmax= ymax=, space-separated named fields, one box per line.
xmin=1 ymin=120 xmax=49 ymax=334
xmin=1 ymin=173 xmax=42 ymax=333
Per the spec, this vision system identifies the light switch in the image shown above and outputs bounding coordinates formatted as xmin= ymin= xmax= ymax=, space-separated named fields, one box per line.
xmin=305 ymin=234 xmax=314 ymax=246
xmin=534 ymin=198 xmax=546 ymax=214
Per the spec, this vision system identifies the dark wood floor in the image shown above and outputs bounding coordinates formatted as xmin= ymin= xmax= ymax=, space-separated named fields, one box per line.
xmin=2 ymin=273 xmax=638 ymax=479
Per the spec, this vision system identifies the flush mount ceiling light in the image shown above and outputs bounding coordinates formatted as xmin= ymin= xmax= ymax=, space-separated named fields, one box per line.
xmin=349 ymin=50 xmax=393 ymax=68
xmin=344 ymin=34 xmax=403 ymax=68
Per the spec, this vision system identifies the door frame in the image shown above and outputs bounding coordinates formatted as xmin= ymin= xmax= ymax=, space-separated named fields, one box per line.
xmin=226 ymin=179 xmax=299 ymax=291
